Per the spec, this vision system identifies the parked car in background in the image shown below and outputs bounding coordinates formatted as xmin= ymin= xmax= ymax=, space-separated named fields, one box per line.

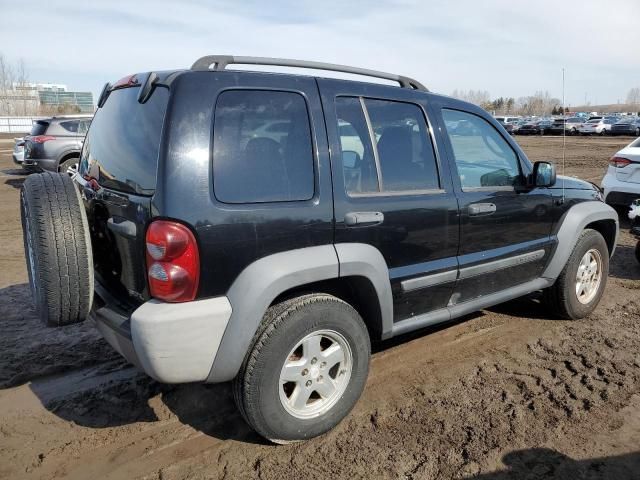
xmin=494 ymin=116 xmax=520 ymax=125
xmin=610 ymin=117 xmax=640 ymax=136
xmin=22 ymin=115 xmax=92 ymax=174
xmin=517 ymin=119 xmax=552 ymax=135
xmin=495 ymin=118 xmax=516 ymax=134
xmin=12 ymin=137 xmax=25 ymax=166
xmin=511 ymin=119 xmax=529 ymax=134
xmin=579 ymin=118 xmax=615 ymax=135
xmin=565 ymin=117 xmax=585 ymax=135
xmin=548 ymin=118 xmax=569 ymax=135
xmin=601 ymin=136 xmax=640 ymax=206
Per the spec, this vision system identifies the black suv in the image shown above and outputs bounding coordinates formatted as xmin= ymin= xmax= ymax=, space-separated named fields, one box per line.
xmin=22 ymin=115 xmax=92 ymax=173
xmin=21 ymin=56 xmax=618 ymax=443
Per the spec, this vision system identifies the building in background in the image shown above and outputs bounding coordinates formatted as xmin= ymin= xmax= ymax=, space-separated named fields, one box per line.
xmin=0 ymin=82 xmax=94 ymax=115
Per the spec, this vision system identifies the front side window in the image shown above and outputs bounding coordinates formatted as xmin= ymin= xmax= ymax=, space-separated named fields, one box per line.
xmin=213 ymin=90 xmax=314 ymax=204
xmin=335 ymin=97 xmax=439 ymax=195
xmin=442 ymin=109 xmax=521 ymax=189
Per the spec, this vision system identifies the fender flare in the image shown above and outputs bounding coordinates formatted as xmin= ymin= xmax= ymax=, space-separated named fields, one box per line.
xmin=206 ymin=243 xmax=393 ymax=383
xmin=542 ymin=201 xmax=619 ymax=281
xmin=56 ymin=149 xmax=81 ymax=165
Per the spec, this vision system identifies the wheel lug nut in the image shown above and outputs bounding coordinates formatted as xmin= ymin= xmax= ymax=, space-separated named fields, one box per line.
xmin=305 ymin=380 xmax=312 ymax=387
xmin=311 ymin=357 xmax=317 ymax=365
xmin=302 ymin=369 xmax=308 ymax=376
xmin=320 ymin=362 xmax=326 ymax=368
xmin=318 ymin=375 xmax=323 ymax=381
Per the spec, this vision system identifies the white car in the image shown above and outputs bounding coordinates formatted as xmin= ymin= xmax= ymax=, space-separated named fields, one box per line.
xmin=601 ymin=136 xmax=640 ymax=206
xmin=579 ymin=117 xmax=617 ymax=135
xmin=12 ymin=137 xmax=25 ymax=165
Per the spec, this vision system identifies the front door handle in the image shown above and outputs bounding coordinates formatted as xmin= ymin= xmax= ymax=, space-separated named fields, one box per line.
xmin=468 ymin=203 xmax=496 ymax=216
xmin=344 ymin=211 xmax=384 ymax=227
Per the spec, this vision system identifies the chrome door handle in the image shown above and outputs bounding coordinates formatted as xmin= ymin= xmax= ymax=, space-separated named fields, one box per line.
xmin=344 ymin=211 xmax=384 ymax=227
xmin=468 ymin=203 xmax=496 ymax=216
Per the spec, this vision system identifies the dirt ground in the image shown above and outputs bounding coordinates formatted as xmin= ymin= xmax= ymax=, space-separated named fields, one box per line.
xmin=0 ymin=134 xmax=639 ymax=480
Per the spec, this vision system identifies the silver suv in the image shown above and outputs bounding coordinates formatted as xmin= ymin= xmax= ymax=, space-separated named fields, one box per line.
xmin=23 ymin=115 xmax=92 ymax=174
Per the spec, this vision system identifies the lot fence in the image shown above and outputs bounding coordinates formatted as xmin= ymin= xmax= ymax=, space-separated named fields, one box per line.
xmin=0 ymin=116 xmax=41 ymax=134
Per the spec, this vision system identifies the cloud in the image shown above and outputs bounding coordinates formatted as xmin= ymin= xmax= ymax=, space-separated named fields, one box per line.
xmin=0 ymin=0 xmax=637 ymax=105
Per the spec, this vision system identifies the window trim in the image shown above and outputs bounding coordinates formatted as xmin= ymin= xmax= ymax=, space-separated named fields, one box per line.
xmin=337 ymin=95 xmax=443 ymax=198
xmin=441 ymin=107 xmax=524 ymax=193
xmin=211 ymin=87 xmax=318 ymax=205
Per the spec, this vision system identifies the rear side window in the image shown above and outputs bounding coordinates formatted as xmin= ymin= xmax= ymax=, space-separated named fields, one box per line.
xmin=213 ymin=90 xmax=314 ymax=203
xmin=60 ymin=121 xmax=79 ymax=133
xmin=335 ymin=97 xmax=439 ymax=195
xmin=30 ymin=120 xmax=49 ymax=136
xmin=79 ymin=86 xmax=168 ymax=195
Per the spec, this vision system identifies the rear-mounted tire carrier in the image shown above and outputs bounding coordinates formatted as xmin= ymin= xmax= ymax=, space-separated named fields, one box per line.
xmin=20 ymin=172 xmax=94 ymax=327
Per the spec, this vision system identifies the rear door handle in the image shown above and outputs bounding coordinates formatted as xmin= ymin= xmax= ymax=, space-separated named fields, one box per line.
xmin=468 ymin=203 xmax=496 ymax=216
xmin=344 ymin=211 xmax=384 ymax=227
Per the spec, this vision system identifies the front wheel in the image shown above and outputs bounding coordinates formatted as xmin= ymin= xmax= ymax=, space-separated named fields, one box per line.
xmin=233 ymin=294 xmax=370 ymax=443
xmin=543 ymin=229 xmax=609 ymax=319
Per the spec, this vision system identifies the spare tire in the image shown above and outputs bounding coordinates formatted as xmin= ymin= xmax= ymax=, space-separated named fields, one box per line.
xmin=20 ymin=172 xmax=93 ymax=327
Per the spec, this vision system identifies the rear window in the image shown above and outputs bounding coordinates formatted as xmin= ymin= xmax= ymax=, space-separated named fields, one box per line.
xmin=212 ymin=90 xmax=315 ymax=204
xmin=30 ymin=120 xmax=49 ymax=136
xmin=79 ymin=86 xmax=168 ymax=195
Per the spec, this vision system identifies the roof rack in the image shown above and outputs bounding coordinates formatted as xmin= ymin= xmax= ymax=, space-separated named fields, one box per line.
xmin=190 ymin=55 xmax=428 ymax=91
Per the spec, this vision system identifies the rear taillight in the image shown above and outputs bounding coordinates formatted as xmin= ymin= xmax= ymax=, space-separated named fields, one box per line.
xmin=609 ymin=156 xmax=633 ymax=168
xmin=145 ymin=220 xmax=200 ymax=302
xmin=31 ymin=135 xmax=55 ymax=143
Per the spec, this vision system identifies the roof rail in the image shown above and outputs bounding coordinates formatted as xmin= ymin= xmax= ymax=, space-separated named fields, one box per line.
xmin=190 ymin=55 xmax=428 ymax=91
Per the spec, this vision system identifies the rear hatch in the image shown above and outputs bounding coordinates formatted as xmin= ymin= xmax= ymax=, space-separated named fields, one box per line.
xmin=78 ymin=80 xmax=169 ymax=311
xmin=23 ymin=120 xmax=50 ymax=160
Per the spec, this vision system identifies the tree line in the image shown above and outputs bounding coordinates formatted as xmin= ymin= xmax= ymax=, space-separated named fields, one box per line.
xmin=452 ymin=88 xmax=640 ymax=116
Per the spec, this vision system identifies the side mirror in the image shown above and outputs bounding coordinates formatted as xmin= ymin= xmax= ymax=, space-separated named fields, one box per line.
xmin=531 ymin=161 xmax=556 ymax=187
xmin=342 ymin=150 xmax=361 ymax=168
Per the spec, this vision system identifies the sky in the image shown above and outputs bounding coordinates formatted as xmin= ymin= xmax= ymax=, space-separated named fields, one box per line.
xmin=0 ymin=0 xmax=638 ymax=107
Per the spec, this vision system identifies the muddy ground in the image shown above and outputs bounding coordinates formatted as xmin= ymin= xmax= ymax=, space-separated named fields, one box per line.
xmin=0 ymin=135 xmax=639 ymax=480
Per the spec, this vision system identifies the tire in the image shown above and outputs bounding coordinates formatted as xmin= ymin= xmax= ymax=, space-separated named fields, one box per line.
xmin=635 ymin=241 xmax=640 ymax=264
xmin=600 ymin=129 xmax=606 ymax=136
xmin=20 ymin=172 xmax=93 ymax=327
xmin=635 ymin=128 xmax=640 ymax=137
xmin=543 ymin=229 xmax=609 ymax=320
xmin=59 ymin=156 xmax=79 ymax=176
xmin=233 ymin=293 xmax=370 ymax=443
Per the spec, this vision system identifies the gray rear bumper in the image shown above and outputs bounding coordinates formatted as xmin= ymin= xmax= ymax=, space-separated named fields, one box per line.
xmin=93 ymin=288 xmax=232 ymax=384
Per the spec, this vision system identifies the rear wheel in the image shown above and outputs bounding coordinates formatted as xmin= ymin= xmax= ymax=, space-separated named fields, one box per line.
xmin=233 ymin=294 xmax=370 ymax=443
xmin=635 ymin=127 xmax=640 ymax=136
xmin=59 ymin=156 xmax=79 ymax=176
xmin=544 ymin=229 xmax=609 ymax=319
xmin=20 ymin=173 xmax=93 ymax=326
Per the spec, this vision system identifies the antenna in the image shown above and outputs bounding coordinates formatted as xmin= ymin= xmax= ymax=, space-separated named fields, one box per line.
xmin=561 ymin=68 xmax=566 ymax=204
